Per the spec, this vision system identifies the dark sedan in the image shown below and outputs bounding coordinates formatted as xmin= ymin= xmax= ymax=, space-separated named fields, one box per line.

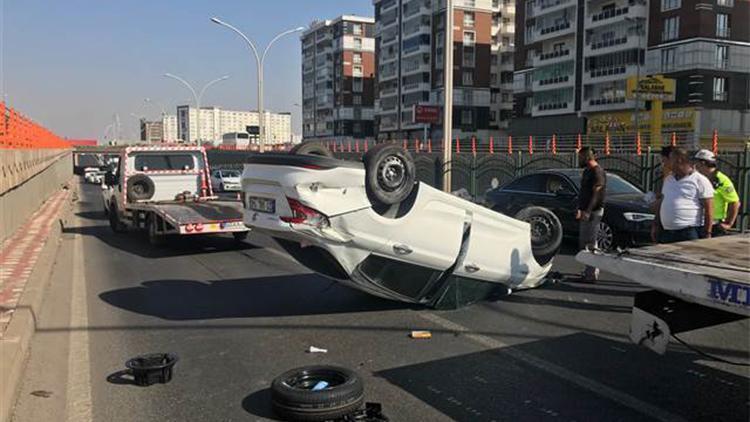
xmin=486 ymin=169 xmax=655 ymax=251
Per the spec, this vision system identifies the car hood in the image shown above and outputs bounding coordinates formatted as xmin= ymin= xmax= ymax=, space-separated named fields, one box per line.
xmin=605 ymin=193 xmax=652 ymax=212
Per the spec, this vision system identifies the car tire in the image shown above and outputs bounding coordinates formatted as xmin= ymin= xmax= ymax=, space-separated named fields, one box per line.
xmin=289 ymin=142 xmax=333 ymax=158
xmin=232 ymin=231 xmax=248 ymax=242
xmin=220 ymin=182 xmax=225 ymax=192
xmin=147 ymin=215 xmax=166 ymax=247
xmin=108 ymin=204 xmax=127 ymax=233
xmin=363 ymin=144 xmax=416 ymax=206
xmin=126 ymin=174 xmax=156 ymax=202
xmin=271 ymin=365 xmax=364 ymax=422
xmin=514 ymin=206 xmax=563 ymax=266
xmin=597 ymin=220 xmax=616 ymax=252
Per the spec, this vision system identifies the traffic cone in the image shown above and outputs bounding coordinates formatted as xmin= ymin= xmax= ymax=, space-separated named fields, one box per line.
xmin=551 ymin=134 xmax=557 ymax=155
xmin=576 ymin=133 xmax=582 ymax=151
xmin=528 ymin=135 xmax=533 ymax=155
xmin=712 ymin=129 xmax=719 ymax=155
xmin=508 ymin=135 xmax=513 ymax=155
xmin=427 ymin=138 xmax=432 ymax=153
xmin=636 ymin=132 xmax=642 ymax=156
xmin=489 ymin=137 xmax=494 ymax=154
xmin=671 ymin=132 xmax=677 ymax=147
xmin=605 ymin=132 xmax=611 ymax=155
xmin=456 ymin=138 xmax=460 ymax=154
xmin=471 ymin=136 xmax=477 ymax=156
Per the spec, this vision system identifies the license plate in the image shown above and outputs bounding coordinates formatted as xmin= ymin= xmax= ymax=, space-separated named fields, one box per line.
xmin=248 ymin=196 xmax=275 ymax=213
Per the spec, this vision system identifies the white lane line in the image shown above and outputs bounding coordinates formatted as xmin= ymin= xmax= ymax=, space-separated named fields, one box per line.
xmin=420 ymin=312 xmax=687 ymax=422
xmin=65 ymin=225 xmax=93 ymax=422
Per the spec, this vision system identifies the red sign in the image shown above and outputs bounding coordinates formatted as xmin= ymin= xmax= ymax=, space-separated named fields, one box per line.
xmin=413 ymin=105 xmax=441 ymax=124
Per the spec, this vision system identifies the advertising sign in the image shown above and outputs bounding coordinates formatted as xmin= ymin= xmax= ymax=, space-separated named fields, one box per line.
xmin=587 ymin=107 xmax=695 ymax=135
xmin=626 ymin=75 xmax=676 ymax=102
xmin=413 ymin=105 xmax=441 ymax=124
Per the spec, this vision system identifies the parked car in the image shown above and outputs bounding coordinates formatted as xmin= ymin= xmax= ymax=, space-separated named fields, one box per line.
xmin=211 ymin=169 xmax=242 ymax=192
xmin=240 ymin=142 xmax=561 ymax=309
xmin=486 ymin=169 xmax=655 ymax=251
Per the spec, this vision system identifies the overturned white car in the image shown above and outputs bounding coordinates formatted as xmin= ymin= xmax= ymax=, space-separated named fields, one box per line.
xmin=241 ymin=143 xmax=561 ymax=309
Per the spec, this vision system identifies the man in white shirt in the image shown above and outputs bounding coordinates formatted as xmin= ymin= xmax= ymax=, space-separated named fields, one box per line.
xmin=652 ymin=147 xmax=714 ymax=243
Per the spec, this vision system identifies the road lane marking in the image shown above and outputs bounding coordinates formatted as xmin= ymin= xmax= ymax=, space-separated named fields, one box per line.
xmin=420 ymin=312 xmax=686 ymax=422
xmin=66 ymin=225 xmax=93 ymax=422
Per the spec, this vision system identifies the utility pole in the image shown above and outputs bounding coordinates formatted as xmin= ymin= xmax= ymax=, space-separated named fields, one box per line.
xmin=442 ymin=0 xmax=454 ymax=192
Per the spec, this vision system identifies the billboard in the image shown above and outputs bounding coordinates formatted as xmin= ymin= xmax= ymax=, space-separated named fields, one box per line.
xmin=413 ymin=105 xmax=441 ymax=124
xmin=587 ymin=107 xmax=695 ymax=135
xmin=626 ymin=75 xmax=676 ymax=102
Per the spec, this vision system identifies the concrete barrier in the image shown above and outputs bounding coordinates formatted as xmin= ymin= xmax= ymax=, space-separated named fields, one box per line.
xmin=0 ymin=150 xmax=72 ymax=243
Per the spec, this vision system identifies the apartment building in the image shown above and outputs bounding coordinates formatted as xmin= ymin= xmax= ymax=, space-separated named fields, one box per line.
xmin=162 ymin=115 xmax=178 ymax=142
xmin=645 ymin=0 xmax=749 ymax=139
xmin=301 ymin=16 xmax=376 ymax=141
xmin=512 ymin=0 xmax=648 ymax=136
xmin=139 ymin=120 xmax=164 ymax=143
xmin=176 ymin=106 xmax=292 ymax=144
xmin=373 ymin=0 xmax=515 ymax=142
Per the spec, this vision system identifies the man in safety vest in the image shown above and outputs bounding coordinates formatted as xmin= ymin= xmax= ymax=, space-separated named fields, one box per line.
xmin=693 ymin=149 xmax=741 ymax=236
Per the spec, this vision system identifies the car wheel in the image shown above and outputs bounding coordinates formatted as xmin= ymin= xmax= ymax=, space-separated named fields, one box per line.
xmin=220 ymin=182 xmax=225 ymax=192
xmin=126 ymin=174 xmax=155 ymax=202
xmin=597 ymin=221 xmax=615 ymax=252
xmin=147 ymin=215 xmax=166 ymax=247
xmin=108 ymin=204 xmax=127 ymax=233
xmin=290 ymin=141 xmax=333 ymax=158
xmin=514 ymin=206 xmax=563 ymax=266
xmin=363 ymin=144 xmax=416 ymax=206
xmin=271 ymin=365 xmax=364 ymax=422
xmin=232 ymin=231 xmax=248 ymax=242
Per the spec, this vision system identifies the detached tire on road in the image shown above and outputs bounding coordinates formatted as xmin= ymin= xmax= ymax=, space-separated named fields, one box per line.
xmin=126 ymin=174 xmax=156 ymax=202
xmin=363 ymin=143 xmax=416 ymax=206
xmin=515 ymin=206 xmax=563 ymax=266
xmin=271 ymin=365 xmax=364 ymax=421
xmin=289 ymin=142 xmax=333 ymax=158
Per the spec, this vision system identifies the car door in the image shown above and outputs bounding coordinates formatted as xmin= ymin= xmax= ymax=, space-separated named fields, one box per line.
xmin=536 ymin=174 xmax=579 ymax=233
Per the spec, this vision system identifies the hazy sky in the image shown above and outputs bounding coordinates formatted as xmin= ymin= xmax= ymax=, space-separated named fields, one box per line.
xmin=0 ymin=0 xmax=373 ymax=140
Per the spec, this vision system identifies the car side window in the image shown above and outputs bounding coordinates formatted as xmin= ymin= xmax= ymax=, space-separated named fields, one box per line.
xmin=504 ymin=175 xmax=545 ymax=193
xmin=544 ymin=175 xmax=575 ymax=195
xmin=358 ymin=255 xmax=442 ymax=300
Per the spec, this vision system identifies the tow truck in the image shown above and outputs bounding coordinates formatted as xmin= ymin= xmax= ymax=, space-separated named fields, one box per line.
xmin=103 ymin=145 xmax=248 ymax=245
xmin=577 ymin=234 xmax=748 ymax=354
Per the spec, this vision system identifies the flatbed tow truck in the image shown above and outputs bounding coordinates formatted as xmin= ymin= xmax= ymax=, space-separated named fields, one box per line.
xmin=103 ymin=145 xmax=248 ymax=245
xmin=577 ymin=234 xmax=748 ymax=354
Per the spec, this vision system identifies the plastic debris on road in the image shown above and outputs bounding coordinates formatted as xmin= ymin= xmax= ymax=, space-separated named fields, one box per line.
xmin=307 ymin=346 xmax=328 ymax=353
xmin=410 ymin=330 xmax=432 ymax=339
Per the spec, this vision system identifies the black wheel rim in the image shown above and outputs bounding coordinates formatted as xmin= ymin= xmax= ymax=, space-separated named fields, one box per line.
xmin=282 ymin=369 xmax=348 ymax=391
xmin=527 ymin=215 xmax=554 ymax=246
xmin=597 ymin=222 xmax=614 ymax=251
xmin=377 ymin=155 xmax=406 ymax=191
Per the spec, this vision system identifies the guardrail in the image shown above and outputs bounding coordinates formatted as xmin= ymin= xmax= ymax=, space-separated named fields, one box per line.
xmin=0 ymin=102 xmax=71 ymax=149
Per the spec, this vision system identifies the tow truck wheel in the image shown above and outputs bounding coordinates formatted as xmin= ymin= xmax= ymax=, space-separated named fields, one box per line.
xmin=271 ymin=365 xmax=364 ymax=421
xmin=108 ymin=205 xmax=127 ymax=233
xmin=147 ymin=215 xmax=166 ymax=247
xmin=514 ymin=206 xmax=562 ymax=266
xmin=363 ymin=143 xmax=416 ymax=206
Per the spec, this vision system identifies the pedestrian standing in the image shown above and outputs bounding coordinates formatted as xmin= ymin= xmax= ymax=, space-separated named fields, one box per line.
xmin=652 ymin=147 xmax=714 ymax=243
xmin=576 ymin=147 xmax=606 ymax=282
xmin=693 ymin=149 xmax=740 ymax=236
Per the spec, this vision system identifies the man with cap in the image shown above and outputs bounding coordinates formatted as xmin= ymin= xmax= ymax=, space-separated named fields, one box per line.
xmin=693 ymin=149 xmax=740 ymax=236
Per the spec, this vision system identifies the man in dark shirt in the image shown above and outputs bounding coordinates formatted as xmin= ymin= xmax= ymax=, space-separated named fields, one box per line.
xmin=577 ymin=147 xmax=607 ymax=282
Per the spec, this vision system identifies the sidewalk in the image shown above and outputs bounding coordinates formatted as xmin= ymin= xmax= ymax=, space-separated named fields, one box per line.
xmin=0 ymin=186 xmax=71 ymax=338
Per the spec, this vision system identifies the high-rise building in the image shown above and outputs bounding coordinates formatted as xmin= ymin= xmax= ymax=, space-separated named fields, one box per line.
xmin=162 ymin=115 xmax=178 ymax=142
xmin=176 ymin=106 xmax=292 ymax=144
xmin=373 ymin=0 xmax=516 ymax=142
xmin=512 ymin=0 xmax=648 ymax=136
xmin=301 ymin=16 xmax=376 ymax=141
xmin=139 ymin=120 xmax=164 ymax=143
xmin=645 ymin=0 xmax=749 ymax=140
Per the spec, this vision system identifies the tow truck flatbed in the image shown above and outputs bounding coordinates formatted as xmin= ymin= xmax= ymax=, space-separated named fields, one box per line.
xmin=127 ymin=199 xmax=246 ymax=234
xmin=577 ymin=234 xmax=749 ymax=354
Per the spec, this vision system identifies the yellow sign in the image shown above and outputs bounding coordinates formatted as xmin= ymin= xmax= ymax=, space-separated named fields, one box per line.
xmin=626 ymin=75 xmax=676 ymax=102
xmin=587 ymin=107 xmax=695 ymax=135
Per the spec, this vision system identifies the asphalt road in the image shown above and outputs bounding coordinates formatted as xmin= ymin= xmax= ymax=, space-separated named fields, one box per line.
xmin=11 ymin=181 xmax=750 ymax=422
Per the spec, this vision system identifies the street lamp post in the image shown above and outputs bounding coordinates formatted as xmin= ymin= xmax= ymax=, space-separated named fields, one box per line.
xmin=164 ymin=73 xmax=229 ymax=143
xmin=211 ymin=17 xmax=304 ymax=152
xmin=442 ymin=0 xmax=454 ymax=192
xmin=626 ymin=17 xmax=645 ymax=140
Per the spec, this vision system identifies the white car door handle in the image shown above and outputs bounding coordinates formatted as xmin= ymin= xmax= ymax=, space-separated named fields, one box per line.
xmin=464 ymin=263 xmax=480 ymax=273
xmin=393 ymin=244 xmax=413 ymax=255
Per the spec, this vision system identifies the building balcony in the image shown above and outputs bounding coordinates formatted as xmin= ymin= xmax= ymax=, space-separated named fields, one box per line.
xmin=583 ymin=64 xmax=638 ymax=83
xmin=378 ymin=86 xmax=398 ymax=97
xmin=497 ymin=43 xmax=515 ymax=53
xmin=380 ymin=0 xmax=398 ymax=13
xmin=584 ymin=35 xmax=641 ymax=57
xmin=532 ymin=101 xmax=575 ymax=116
xmin=532 ymin=74 xmax=574 ymax=91
xmin=402 ymin=63 xmax=431 ymax=76
xmin=581 ymin=97 xmax=634 ymax=112
xmin=402 ymin=44 xmax=431 ymax=57
xmin=530 ymin=21 xmax=575 ymax=43
xmin=587 ymin=3 xmax=647 ymax=29
xmin=402 ymin=82 xmax=431 ymax=93
xmin=532 ymin=49 xmax=573 ymax=66
xmin=529 ymin=0 xmax=576 ymax=18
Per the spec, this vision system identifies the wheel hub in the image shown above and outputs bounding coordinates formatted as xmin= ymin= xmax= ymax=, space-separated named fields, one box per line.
xmin=378 ymin=156 xmax=406 ymax=191
xmin=527 ymin=215 xmax=553 ymax=245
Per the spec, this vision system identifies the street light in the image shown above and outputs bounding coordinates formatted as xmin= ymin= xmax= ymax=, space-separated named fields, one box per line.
xmin=626 ymin=17 xmax=645 ymax=139
xmin=211 ymin=17 xmax=304 ymax=151
xmin=164 ymin=73 xmax=230 ymax=143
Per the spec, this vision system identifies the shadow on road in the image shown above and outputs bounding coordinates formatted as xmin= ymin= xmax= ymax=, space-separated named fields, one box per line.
xmin=377 ymin=332 xmax=749 ymax=422
xmin=99 ymin=275 xmax=411 ymax=319
xmin=63 ymin=224 xmax=258 ymax=258
xmin=241 ymin=388 xmax=280 ymax=421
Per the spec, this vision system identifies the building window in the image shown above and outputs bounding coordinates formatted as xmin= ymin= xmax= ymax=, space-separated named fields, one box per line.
xmin=353 ymin=95 xmax=362 ymax=105
xmin=463 ymin=89 xmax=473 ymax=104
xmin=353 ymin=52 xmax=362 ymax=64
xmin=463 ymin=31 xmax=475 ymax=46
xmin=716 ymin=14 xmax=730 ymax=37
xmin=716 ymin=0 xmax=734 ymax=7
xmin=463 ymin=12 xmax=475 ymax=28
xmin=661 ymin=48 xmax=676 ymax=72
xmin=464 ymin=0 xmax=476 ymax=7
xmin=463 ymin=71 xmax=473 ymax=86
xmin=715 ymin=44 xmax=728 ymax=69
xmin=713 ymin=77 xmax=727 ymax=101
xmin=354 ymin=37 xmax=363 ymax=49
xmin=662 ymin=16 xmax=679 ymax=41
xmin=353 ymin=23 xmax=363 ymax=35
xmin=463 ymin=47 xmax=475 ymax=67
xmin=353 ymin=65 xmax=363 ymax=77
xmin=461 ymin=109 xmax=473 ymax=125
xmin=353 ymin=78 xmax=363 ymax=93
xmin=661 ymin=0 xmax=681 ymax=11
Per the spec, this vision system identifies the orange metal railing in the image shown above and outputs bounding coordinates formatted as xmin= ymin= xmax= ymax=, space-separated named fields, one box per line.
xmin=0 ymin=102 xmax=71 ymax=149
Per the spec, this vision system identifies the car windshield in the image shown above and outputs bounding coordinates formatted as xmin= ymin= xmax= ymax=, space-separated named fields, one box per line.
xmin=223 ymin=170 xmax=241 ymax=178
xmin=566 ymin=172 xmax=643 ymax=195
